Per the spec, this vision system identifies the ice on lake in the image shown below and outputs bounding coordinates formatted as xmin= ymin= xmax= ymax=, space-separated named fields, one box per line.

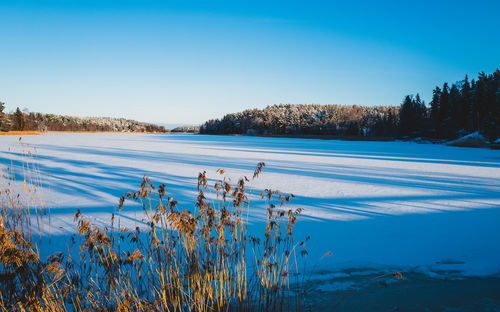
xmin=1 ymin=133 xmax=499 ymax=276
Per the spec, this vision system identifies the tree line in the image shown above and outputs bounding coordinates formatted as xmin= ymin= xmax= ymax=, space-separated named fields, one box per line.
xmin=430 ymin=69 xmax=500 ymax=141
xmin=0 ymin=105 xmax=165 ymax=133
xmin=201 ymin=104 xmax=399 ymax=137
xmin=201 ymin=69 xmax=500 ymax=142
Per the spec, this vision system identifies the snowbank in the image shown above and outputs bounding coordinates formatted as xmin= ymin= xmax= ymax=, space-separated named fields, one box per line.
xmin=447 ymin=132 xmax=488 ymax=148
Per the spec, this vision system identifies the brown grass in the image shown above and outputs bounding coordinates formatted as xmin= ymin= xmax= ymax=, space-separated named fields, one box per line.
xmin=0 ymin=149 xmax=310 ymax=311
xmin=0 ymin=139 xmax=50 ymax=240
xmin=0 ymin=130 xmax=164 ymax=136
xmin=0 ymin=131 xmax=42 ymax=136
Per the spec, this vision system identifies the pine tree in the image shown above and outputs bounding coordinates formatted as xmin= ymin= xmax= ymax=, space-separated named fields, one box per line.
xmin=399 ymin=95 xmax=426 ymax=137
xmin=474 ymin=72 xmax=487 ymax=130
xmin=483 ymin=69 xmax=500 ymax=141
xmin=414 ymin=93 xmax=426 ymax=114
xmin=0 ymin=101 xmax=8 ymax=131
xmin=448 ymin=84 xmax=461 ymax=136
xmin=414 ymin=93 xmax=428 ymax=132
xmin=13 ymin=107 xmax=24 ymax=131
xmin=430 ymin=86 xmax=441 ymax=135
xmin=438 ymin=83 xmax=450 ymax=137
xmin=460 ymin=75 xmax=473 ymax=131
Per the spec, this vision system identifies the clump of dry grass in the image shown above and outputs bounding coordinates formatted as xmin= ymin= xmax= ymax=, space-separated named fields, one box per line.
xmin=0 ymin=140 xmax=63 ymax=311
xmin=0 ymin=138 xmax=51 ymax=240
xmin=69 ymin=162 xmax=306 ymax=311
xmin=1 ymin=153 xmax=310 ymax=311
xmin=0 ymin=216 xmax=66 ymax=312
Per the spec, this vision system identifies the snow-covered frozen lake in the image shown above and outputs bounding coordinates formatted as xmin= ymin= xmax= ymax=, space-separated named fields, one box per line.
xmin=1 ymin=133 xmax=500 ymax=276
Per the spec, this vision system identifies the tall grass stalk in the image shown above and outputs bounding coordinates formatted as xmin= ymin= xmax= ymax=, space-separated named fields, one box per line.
xmin=0 ymin=139 xmax=50 ymax=240
xmin=1 ymin=152 xmax=309 ymax=311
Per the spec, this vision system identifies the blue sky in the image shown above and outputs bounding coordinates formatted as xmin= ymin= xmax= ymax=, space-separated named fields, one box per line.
xmin=1 ymin=0 xmax=499 ymax=124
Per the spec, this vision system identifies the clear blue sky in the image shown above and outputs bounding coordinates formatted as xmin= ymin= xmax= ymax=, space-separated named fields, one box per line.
xmin=1 ymin=0 xmax=499 ymax=124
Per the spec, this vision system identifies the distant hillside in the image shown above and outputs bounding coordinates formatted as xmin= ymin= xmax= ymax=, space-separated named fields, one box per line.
xmin=200 ymin=104 xmax=399 ymax=137
xmin=169 ymin=125 xmax=200 ymax=133
xmin=0 ymin=107 xmax=165 ymax=133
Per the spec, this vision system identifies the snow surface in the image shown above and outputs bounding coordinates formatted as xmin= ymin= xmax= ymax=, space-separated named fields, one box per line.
xmin=448 ymin=131 xmax=488 ymax=147
xmin=1 ymin=133 xmax=500 ymax=276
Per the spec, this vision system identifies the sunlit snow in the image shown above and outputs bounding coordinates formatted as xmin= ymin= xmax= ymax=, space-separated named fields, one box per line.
xmin=1 ymin=133 xmax=499 ymax=275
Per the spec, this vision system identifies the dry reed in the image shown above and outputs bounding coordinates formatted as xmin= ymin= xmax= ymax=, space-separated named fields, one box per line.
xmin=0 ymin=149 xmax=309 ymax=311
